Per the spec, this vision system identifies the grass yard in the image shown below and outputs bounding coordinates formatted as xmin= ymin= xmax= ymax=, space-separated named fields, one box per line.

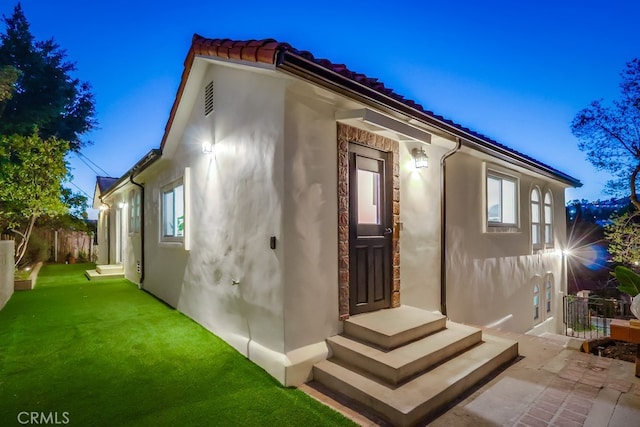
xmin=0 ymin=263 xmax=355 ymax=426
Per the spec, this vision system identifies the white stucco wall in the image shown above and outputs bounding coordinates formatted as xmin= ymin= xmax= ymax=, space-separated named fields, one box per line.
xmin=99 ymin=188 xmax=142 ymax=285
xmin=0 ymin=240 xmax=15 ymax=310
xmin=142 ymin=62 xmax=290 ymax=381
xmin=281 ymin=85 xmax=343 ymax=382
xmin=445 ymin=151 xmax=568 ymax=333
xmin=96 ymin=208 xmax=109 ymax=265
xmin=398 ymin=140 xmax=450 ymax=313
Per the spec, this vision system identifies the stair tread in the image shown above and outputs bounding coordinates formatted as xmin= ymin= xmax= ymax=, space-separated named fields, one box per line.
xmin=315 ymin=334 xmax=518 ymax=418
xmin=346 ymin=306 xmax=445 ymax=338
xmin=329 ymin=322 xmax=482 ymax=370
xmin=85 ymin=269 xmax=125 ymax=281
xmin=96 ymin=264 xmax=124 ymax=274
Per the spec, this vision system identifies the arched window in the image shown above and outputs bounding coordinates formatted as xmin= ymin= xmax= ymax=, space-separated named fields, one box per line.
xmin=531 ymin=188 xmax=541 ymax=247
xmin=545 ymin=275 xmax=553 ymax=314
xmin=544 ymin=191 xmax=553 ymax=246
xmin=533 ymin=284 xmax=540 ymax=321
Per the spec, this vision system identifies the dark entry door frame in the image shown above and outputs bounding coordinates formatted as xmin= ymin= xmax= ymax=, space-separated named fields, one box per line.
xmin=348 ymin=143 xmax=393 ymax=314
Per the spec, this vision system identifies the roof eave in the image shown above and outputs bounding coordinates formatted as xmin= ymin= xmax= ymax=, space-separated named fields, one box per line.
xmin=276 ymin=51 xmax=582 ymax=188
xmin=100 ymin=149 xmax=162 ymax=200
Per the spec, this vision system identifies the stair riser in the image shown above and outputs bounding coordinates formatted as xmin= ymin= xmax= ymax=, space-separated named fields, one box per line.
xmin=344 ymin=317 xmax=446 ymax=350
xmin=407 ymin=344 xmax=519 ymax=426
xmin=329 ymin=330 xmax=482 ymax=384
xmin=313 ymin=365 xmax=403 ymax=424
xmin=313 ymin=340 xmax=519 ymax=427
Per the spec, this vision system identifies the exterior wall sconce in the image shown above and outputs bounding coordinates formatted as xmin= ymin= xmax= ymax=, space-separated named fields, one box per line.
xmin=412 ymin=147 xmax=429 ymax=168
xmin=118 ymin=202 xmax=126 ymax=209
xmin=202 ymin=141 xmax=214 ymax=154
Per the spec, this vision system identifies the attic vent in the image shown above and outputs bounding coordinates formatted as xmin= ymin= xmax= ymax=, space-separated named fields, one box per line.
xmin=204 ymin=81 xmax=214 ymax=116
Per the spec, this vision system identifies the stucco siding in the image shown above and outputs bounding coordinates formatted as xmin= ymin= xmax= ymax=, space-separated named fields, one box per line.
xmin=142 ymin=63 xmax=288 ymax=366
xmin=0 ymin=240 xmax=14 ymax=310
xmin=399 ymin=141 xmax=448 ymax=313
xmin=445 ymin=151 xmax=567 ymax=333
xmin=282 ymin=85 xmax=342 ymax=354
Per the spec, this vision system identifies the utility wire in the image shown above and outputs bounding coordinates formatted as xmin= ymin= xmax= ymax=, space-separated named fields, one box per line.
xmin=67 ymin=180 xmax=92 ymax=199
xmin=74 ymin=151 xmax=111 ymax=176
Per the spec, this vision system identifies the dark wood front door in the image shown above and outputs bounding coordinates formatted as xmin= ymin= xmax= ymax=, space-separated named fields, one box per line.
xmin=349 ymin=143 xmax=393 ymax=315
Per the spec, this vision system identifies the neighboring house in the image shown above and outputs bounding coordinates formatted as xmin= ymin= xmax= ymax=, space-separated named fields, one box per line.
xmin=94 ymin=36 xmax=580 ymax=390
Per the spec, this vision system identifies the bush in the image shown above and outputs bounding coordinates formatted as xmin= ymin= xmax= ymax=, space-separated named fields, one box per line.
xmin=18 ymin=233 xmax=49 ymax=268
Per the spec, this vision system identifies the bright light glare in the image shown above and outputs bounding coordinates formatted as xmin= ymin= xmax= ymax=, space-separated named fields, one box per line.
xmin=202 ymin=141 xmax=214 ymax=154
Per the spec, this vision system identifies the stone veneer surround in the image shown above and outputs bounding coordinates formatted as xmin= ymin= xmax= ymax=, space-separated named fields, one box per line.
xmin=337 ymin=123 xmax=400 ymax=320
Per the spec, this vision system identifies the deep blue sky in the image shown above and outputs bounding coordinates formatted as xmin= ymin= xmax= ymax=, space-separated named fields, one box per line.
xmin=3 ymin=1 xmax=639 ymax=218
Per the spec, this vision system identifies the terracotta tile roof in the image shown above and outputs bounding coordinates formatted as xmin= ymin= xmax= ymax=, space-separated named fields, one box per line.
xmin=162 ymin=35 xmax=581 ymax=187
xmin=191 ymin=37 xmax=286 ymax=64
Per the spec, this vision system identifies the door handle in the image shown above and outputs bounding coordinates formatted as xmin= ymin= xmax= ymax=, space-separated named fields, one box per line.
xmin=384 ymin=227 xmax=393 ymax=235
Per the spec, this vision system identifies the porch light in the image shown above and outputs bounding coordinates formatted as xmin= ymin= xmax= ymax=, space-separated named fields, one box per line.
xmin=118 ymin=202 xmax=126 ymax=209
xmin=202 ymin=141 xmax=214 ymax=154
xmin=412 ymin=147 xmax=429 ymax=169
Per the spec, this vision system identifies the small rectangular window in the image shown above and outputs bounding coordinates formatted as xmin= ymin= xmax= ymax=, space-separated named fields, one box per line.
xmin=162 ymin=182 xmax=184 ymax=241
xmin=487 ymin=171 xmax=518 ymax=227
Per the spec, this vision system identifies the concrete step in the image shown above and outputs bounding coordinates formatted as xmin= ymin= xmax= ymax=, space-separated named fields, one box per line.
xmin=314 ymin=333 xmax=518 ymax=427
xmin=343 ymin=305 xmax=446 ymax=350
xmin=85 ymin=269 xmax=125 ymax=281
xmin=96 ymin=264 xmax=124 ymax=274
xmin=328 ymin=322 xmax=482 ymax=385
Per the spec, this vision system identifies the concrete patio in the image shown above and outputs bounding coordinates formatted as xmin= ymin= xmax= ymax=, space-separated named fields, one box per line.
xmin=302 ymin=329 xmax=640 ymax=426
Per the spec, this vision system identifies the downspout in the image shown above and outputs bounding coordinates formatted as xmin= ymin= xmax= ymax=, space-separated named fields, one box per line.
xmin=130 ymin=174 xmax=145 ymax=287
xmin=440 ymin=137 xmax=462 ymax=317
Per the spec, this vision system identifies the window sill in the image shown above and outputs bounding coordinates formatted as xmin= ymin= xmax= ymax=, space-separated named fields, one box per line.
xmin=159 ymin=241 xmax=185 ymax=250
xmin=485 ymin=226 xmax=520 ymax=234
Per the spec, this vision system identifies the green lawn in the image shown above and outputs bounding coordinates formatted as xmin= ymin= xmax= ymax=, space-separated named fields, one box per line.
xmin=0 ymin=264 xmax=354 ymax=426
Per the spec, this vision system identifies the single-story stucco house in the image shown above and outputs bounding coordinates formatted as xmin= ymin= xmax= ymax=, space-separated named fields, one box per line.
xmin=91 ymin=35 xmax=581 ymax=425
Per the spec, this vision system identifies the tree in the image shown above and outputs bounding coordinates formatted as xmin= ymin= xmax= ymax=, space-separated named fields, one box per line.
xmin=571 ymin=58 xmax=640 ymax=211
xmin=606 ymin=211 xmax=640 ymax=273
xmin=0 ymin=64 xmax=19 ymax=103
xmin=0 ymin=132 xmax=69 ymax=266
xmin=0 ymin=3 xmax=96 ymax=151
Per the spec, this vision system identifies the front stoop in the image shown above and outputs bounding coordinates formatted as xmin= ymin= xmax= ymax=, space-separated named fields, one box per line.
xmin=85 ymin=264 xmax=124 ymax=281
xmin=313 ymin=306 xmax=518 ymax=426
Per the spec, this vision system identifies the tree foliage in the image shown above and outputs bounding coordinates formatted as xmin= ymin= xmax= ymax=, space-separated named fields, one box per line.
xmin=0 ymin=64 xmax=19 ymax=102
xmin=0 ymin=132 xmax=69 ymax=265
xmin=571 ymin=58 xmax=640 ymax=210
xmin=606 ymin=211 xmax=640 ymax=272
xmin=0 ymin=3 xmax=96 ymax=151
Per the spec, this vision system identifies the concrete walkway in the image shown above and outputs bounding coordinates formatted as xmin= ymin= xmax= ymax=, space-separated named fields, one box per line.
xmin=301 ymin=330 xmax=640 ymax=426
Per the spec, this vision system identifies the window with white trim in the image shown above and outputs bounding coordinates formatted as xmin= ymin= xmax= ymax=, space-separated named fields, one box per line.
xmin=533 ymin=283 xmax=540 ymax=321
xmin=544 ymin=191 xmax=553 ymax=246
xmin=545 ymin=275 xmax=553 ymax=314
xmin=161 ymin=180 xmax=184 ymax=241
xmin=531 ymin=188 xmax=541 ymax=247
xmin=128 ymin=189 xmax=141 ymax=234
xmin=487 ymin=171 xmax=518 ymax=227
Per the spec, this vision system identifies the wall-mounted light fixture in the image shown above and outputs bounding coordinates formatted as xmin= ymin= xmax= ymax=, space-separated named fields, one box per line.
xmin=412 ymin=147 xmax=429 ymax=169
xmin=202 ymin=141 xmax=214 ymax=155
xmin=118 ymin=202 xmax=126 ymax=209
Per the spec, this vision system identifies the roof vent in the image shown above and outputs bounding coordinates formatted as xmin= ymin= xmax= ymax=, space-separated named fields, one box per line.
xmin=204 ymin=81 xmax=214 ymax=116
